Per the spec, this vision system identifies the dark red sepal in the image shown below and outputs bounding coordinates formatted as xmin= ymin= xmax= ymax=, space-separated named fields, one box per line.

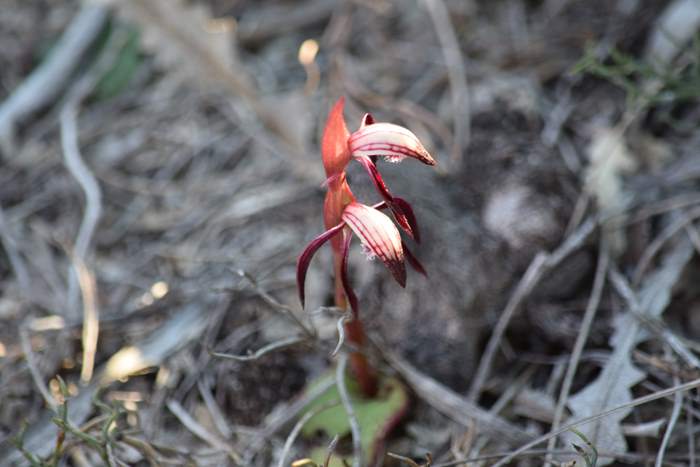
xmin=402 ymin=241 xmax=427 ymax=276
xmin=392 ymin=197 xmax=420 ymax=243
xmin=340 ymin=232 xmax=359 ymax=316
xmin=356 ymin=157 xmax=420 ymax=242
xmin=297 ymin=221 xmax=346 ymax=307
xmin=360 ymin=113 xmax=375 ymax=128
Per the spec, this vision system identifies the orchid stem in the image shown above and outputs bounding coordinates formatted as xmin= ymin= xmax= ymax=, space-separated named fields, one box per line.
xmin=344 ymin=314 xmax=378 ymax=397
xmin=334 ymin=257 xmax=378 ymax=398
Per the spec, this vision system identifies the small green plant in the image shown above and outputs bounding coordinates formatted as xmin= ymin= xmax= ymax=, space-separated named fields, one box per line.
xmin=573 ymin=42 xmax=700 ymax=109
xmin=570 ymin=428 xmax=598 ymax=467
xmin=14 ymin=377 xmax=127 ymax=466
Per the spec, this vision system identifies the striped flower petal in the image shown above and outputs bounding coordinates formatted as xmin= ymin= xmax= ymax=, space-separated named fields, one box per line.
xmin=342 ymin=202 xmax=406 ymax=287
xmin=348 ymin=122 xmax=436 ymax=166
xmin=297 ymin=221 xmax=345 ymax=307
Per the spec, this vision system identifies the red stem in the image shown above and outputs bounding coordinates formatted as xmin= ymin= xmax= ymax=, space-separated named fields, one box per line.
xmin=334 ymin=255 xmax=378 ymax=397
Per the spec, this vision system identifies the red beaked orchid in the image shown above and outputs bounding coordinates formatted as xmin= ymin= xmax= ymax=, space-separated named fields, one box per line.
xmin=296 ymin=97 xmax=435 ymax=396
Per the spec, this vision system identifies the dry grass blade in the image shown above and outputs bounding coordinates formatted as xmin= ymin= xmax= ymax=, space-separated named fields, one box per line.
xmin=336 ymin=351 xmax=362 ymax=467
xmin=243 ymin=377 xmax=336 ymax=462
xmin=609 ymin=267 xmax=700 ymax=368
xmin=564 ymin=238 xmax=693 ymax=463
xmin=209 ymin=335 xmax=306 ymax=362
xmin=655 ymin=372 xmax=683 ymax=467
xmin=632 ymin=206 xmax=700 ymax=284
xmin=384 ymin=350 xmax=531 ymax=444
xmin=60 ymin=99 xmax=102 ymax=319
xmin=422 ymin=0 xmax=470 ymax=170
xmin=110 ymin=0 xmax=253 ymax=98
xmin=101 ymin=305 xmax=209 ymax=384
xmin=110 ymin=0 xmax=300 ymax=151
xmin=19 ymin=325 xmax=56 ymax=410
xmin=197 ymin=379 xmax=232 ymax=440
xmin=468 ymin=217 xmax=596 ymax=402
xmin=72 ymin=256 xmax=99 ymax=384
xmin=545 ymin=245 xmax=609 ymax=464
xmin=237 ymin=0 xmax=336 ymax=45
xmin=0 ymin=205 xmax=31 ymax=297
xmin=492 ymin=376 xmax=700 ymax=466
xmin=645 ymin=0 xmax=700 ymax=67
xmin=166 ymin=399 xmax=241 ymax=462
xmin=277 ymin=401 xmax=339 ymax=467
xmin=686 ymin=400 xmax=696 ymax=467
xmin=0 ymin=5 xmax=107 ymax=152
xmin=236 ymin=269 xmax=316 ymax=339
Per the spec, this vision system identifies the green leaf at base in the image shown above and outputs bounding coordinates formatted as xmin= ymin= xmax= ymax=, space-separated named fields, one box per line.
xmin=301 ymin=372 xmax=409 ymax=466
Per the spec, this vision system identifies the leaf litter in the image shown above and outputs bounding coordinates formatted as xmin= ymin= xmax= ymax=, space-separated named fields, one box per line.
xmin=0 ymin=0 xmax=700 ymax=466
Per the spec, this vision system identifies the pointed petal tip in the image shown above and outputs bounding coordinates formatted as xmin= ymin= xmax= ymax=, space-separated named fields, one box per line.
xmin=296 ymin=222 xmax=345 ymax=310
xmin=360 ymin=113 xmax=375 ymax=128
xmin=403 ymin=241 xmax=427 ymax=277
xmin=322 ymin=97 xmax=351 ymax=176
xmin=396 ymin=272 xmax=407 ymax=288
xmin=342 ymin=202 xmax=406 ymax=286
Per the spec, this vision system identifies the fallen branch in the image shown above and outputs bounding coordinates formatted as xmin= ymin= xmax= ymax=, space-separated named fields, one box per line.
xmin=0 ymin=5 xmax=107 ymax=154
xmin=468 ymin=217 xmax=597 ymax=402
xmin=383 ymin=350 xmax=531 ymax=444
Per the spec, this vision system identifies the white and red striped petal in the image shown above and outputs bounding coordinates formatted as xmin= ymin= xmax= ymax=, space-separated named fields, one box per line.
xmin=341 ymin=202 xmax=406 ymax=287
xmin=348 ymin=122 xmax=436 ymax=166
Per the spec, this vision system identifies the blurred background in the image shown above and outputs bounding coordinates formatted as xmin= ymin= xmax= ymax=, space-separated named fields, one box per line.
xmin=1 ymin=0 xmax=700 ymax=465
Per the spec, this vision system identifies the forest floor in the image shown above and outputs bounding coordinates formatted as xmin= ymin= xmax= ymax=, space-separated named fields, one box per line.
xmin=1 ymin=0 xmax=700 ymax=466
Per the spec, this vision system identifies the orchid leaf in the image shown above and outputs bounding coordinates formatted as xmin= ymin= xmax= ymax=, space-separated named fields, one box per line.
xmin=301 ymin=372 xmax=409 ymax=466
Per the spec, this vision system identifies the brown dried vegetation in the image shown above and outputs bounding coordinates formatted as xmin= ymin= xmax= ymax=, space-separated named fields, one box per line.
xmin=1 ymin=0 xmax=700 ymax=465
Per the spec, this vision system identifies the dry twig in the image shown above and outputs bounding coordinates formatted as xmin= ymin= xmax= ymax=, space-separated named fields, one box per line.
xmin=468 ymin=217 xmax=596 ymax=402
xmin=492 ymin=378 xmax=700 ymax=466
xmin=209 ymin=335 xmax=306 ymax=362
xmin=383 ymin=350 xmax=531 ymax=444
xmin=422 ymin=0 xmax=470 ymax=169
xmin=166 ymin=399 xmax=241 ymax=463
xmin=19 ymin=324 xmax=56 ymax=410
xmin=277 ymin=401 xmax=339 ymax=467
xmin=655 ymin=371 xmax=683 ymax=467
xmin=0 ymin=5 xmax=107 ymax=152
xmin=545 ymin=245 xmax=609 ymax=464
xmin=336 ymin=352 xmax=362 ymax=467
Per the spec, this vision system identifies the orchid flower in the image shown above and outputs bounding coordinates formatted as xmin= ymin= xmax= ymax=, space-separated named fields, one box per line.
xmin=297 ymin=97 xmax=435 ymax=317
